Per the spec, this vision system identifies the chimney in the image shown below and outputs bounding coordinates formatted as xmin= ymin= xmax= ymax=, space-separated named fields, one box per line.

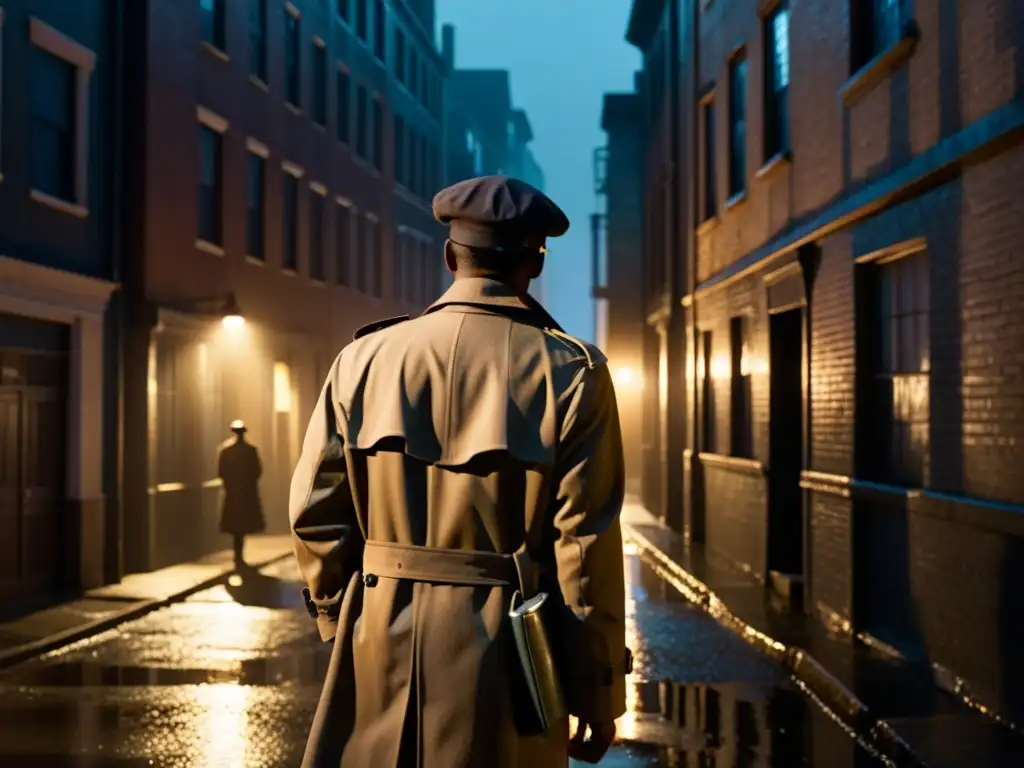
xmin=442 ymin=24 xmax=455 ymax=72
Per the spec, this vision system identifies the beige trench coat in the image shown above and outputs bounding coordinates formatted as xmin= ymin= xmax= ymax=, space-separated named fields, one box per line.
xmin=289 ymin=277 xmax=627 ymax=768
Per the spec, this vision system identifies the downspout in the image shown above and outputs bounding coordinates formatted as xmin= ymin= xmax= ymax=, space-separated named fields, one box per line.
xmin=687 ymin=0 xmax=702 ymax=542
xmin=107 ymin=0 xmax=127 ymax=583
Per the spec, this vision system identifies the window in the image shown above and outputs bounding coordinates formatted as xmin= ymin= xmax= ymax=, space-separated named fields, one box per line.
xmin=198 ymin=124 xmax=223 ymax=246
xmin=372 ymin=98 xmax=384 ymax=171
xmin=335 ymin=202 xmax=352 ymax=286
xmin=29 ymin=19 xmax=97 ymax=213
xmin=356 ymin=85 xmax=368 ymax=158
xmin=30 ymin=49 xmax=77 ymax=203
xmin=728 ymin=54 xmax=747 ymax=198
xmin=312 ymin=41 xmax=327 ymax=126
xmin=393 ymin=231 xmax=406 ymax=302
xmin=353 ymin=213 xmax=365 ymax=290
xmin=853 ymin=0 xmax=903 ymax=71
xmin=763 ymin=1 xmax=790 ymax=160
xmin=866 ymin=250 xmax=930 ymax=486
xmin=395 ymin=28 xmax=406 ymax=83
xmin=372 ymin=219 xmax=383 ymax=297
xmin=409 ymin=48 xmax=419 ymax=99
xmin=358 ymin=215 xmax=377 ymax=293
xmin=246 ymin=149 xmax=266 ymax=259
xmin=309 ymin=186 xmax=326 ymax=281
xmin=282 ymin=169 xmax=300 ymax=271
xmin=729 ymin=317 xmax=753 ymax=458
xmin=336 ymin=0 xmax=350 ymax=23
xmin=701 ymin=99 xmax=716 ymax=221
xmin=409 ymin=129 xmax=419 ymax=195
xmin=200 ymin=0 xmax=226 ymax=50
xmin=249 ymin=0 xmax=268 ymax=80
xmin=417 ymin=134 xmax=427 ymax=197
xmin=700 ymin=331 xmax=716 ymax=452
xmin=356 ymin=0 xmax=368 ymax=41
xmin=285 ymin=8 xmax=300 ymax=107
xmin=373 ymin=0 xmax=386 ymax=61
xmin=336 ymin=67 xmax=350 ymax=143
xmin=394 ymin=115 xmax=406 ymax=185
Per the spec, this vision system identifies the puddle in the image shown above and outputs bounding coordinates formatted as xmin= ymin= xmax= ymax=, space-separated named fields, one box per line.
xmin=2 ymin=647 xmax=332 ymax=688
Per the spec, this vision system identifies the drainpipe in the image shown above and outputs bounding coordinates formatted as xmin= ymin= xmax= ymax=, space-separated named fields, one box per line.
xmin=106 ymin=0 xmax=127 ymax=583
xmin=687 ymin=0 xmax=703 ymax=542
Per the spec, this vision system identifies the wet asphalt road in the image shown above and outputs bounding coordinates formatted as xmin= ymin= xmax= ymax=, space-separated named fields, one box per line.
xmin=0 ymin=543 xmax=886 ymax=767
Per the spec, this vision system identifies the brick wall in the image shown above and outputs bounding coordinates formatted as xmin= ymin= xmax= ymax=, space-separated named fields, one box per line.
xmin=679 ymin=0 xmax=1024 ymax=717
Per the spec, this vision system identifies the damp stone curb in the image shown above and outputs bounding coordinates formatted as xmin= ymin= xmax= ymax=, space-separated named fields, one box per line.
xmin=622 ymin=521 xmax=930 ymax=768
xmin=0 ymin=551 xmax=293 ymax=672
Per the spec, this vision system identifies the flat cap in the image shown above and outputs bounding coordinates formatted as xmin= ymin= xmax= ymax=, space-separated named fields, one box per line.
xmin=432 ymin=175 xmax=570 ymax=251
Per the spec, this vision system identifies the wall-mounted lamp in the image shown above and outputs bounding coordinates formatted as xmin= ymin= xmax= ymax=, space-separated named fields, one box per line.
xmin=220 ymin=293 xmax=245 ymax=330
xmin=613 ymin=365 xmax=642 ymax=390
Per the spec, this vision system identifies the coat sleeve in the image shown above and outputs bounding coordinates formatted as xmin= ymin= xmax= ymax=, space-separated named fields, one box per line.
xmin=551 ymin=361 xmax=627 ymax=724
xmin=289 ymin=365 xmax=363 ymax=642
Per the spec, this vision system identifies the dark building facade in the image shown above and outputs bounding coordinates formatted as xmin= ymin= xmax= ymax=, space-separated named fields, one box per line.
xmin=594 ymin=91 xmax=646 ymax=497
xmin=610 ymin=0 xmax=1024 ymax=725
xmin=118 ymin=0 xmax=447 ymax=573
xmin=439 ymin=25 xmax=549 ymax=305
xmin=0 ymin=0 xmax=120 ymax=612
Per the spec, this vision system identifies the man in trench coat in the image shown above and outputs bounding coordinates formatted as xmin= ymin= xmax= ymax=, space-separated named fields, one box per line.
xmin=289 ymin=175 xmax=628 ymax=768
xmin=218 ymin=419 xmax=265 ymax=567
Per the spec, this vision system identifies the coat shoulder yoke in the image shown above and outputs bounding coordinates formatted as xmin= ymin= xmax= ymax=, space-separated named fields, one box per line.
xmin=543 ymin=327 xmax=608 ymax=370
xmin=353 ymin=314 xmax=411 ymax=340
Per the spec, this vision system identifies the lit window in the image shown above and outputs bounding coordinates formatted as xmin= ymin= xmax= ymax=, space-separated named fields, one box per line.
xmin=200 ymin=0 xmax=226 ymax=50
xmin=763 ymin=2 xmax=789 ymax=159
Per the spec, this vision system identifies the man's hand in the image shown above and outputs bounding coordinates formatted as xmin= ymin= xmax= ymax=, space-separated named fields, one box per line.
xmin=568 ymin=719 xmax=616 ymax=764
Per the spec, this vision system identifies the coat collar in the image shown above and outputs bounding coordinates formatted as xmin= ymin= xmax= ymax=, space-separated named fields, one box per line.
xmin=422 ymin=277 xmax=563 ymax=332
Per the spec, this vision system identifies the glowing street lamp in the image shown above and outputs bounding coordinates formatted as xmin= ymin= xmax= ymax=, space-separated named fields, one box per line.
xmin=613 ymin=365 xmax=641 ymax=390
xmin=220 ymin=293 xmax=245 ymax=330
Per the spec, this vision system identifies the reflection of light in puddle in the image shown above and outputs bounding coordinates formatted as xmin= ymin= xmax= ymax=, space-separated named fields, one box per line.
xmin=194 ymin=684 xmax=252 ymax=767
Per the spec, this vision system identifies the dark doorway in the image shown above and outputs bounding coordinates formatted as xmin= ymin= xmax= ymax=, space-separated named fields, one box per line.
xmin=767 ymin=308 xmax=804 ymax=587
xmin=0 ymin=314 xmax=70 ymax=616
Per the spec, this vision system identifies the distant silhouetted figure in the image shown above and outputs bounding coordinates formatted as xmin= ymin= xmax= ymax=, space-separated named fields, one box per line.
xmin=218 ymin=420 xmax=265 ymax=568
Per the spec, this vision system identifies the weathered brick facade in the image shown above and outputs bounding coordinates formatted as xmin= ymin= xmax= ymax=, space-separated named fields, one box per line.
xmin=611 ymin=0 xmax=1024 ymax=723
xmin=120 ymin=0 xmax=447 ymax=573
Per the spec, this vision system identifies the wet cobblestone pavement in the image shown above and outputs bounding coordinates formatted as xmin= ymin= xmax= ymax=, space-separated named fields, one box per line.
xmin=0 ymin=543 xmax=887 ymax=766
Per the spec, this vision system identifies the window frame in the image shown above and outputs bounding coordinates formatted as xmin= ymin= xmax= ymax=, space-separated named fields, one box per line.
xmin=249 ymin=0 xmax=268 ymax=82
xmin=852 ymin=0 xmax=905 ymax=74
xmin=28 ymin=17 xmax=96 ymax=217
xmin=308 ymin=182 xmax=328 ymax=283
xmin=196 ymin=106 xmax=228 ymax=253
xmin=336 ymin=64 xmax=351 ymax=144
xmin=727 ymin=51 xmax=748 ymax=200
xmin=857 ymin=242 xmax=931 ymax=488
xmin=699 ymin=93 xmax=717 ymax=222
xmin=245 ymin=137 xmax=270 ymax=262
xmin=284 ymin=4 xmax=301 ymax=109
xmin=281 ymin=160 xmax=305 ymax=273
xmin=334 ymin=196 xmax=355 ymax=287
xmin=312 ymin=37 xmax=327 ymax=127
xmin=762 ymin=0 xmax=790 ymax=162
xmin=372 ymin=95 xmax=385 ymax=171
xmin=200 ymin=0 xmax=227 ymax=52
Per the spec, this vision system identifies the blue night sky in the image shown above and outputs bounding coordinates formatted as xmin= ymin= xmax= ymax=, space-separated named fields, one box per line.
xmin=436 ymin=1 xmax=641 ymax=343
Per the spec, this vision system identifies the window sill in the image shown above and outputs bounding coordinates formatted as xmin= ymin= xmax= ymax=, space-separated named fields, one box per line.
xmin=313 ymin=122 xmax=327 ymax=132
xmin=282 ymin=267 xmax=297 ymax=276
xmin=756 ymin=150 xmax=791 ymax=180
xmin=285 ymin=102 xmax=302 ymax=116
xmin=248 ymin=75 xmax=269 ymax=92
xmin=697 ymin=215 xmax=720 ymax=236
xmin=840 ymin=22 xmax=919 ymax=108
xmin=245 ymin=255 xmax=265 ymax=266
xmin=195 ymin=238 xmax=224 ymax=256
xmin=201 ymin=41 xmax=229 ymax=63
xmin=30 ymin=189 xmax=87 ymax=218
xmin=310 ymin=278 xmax=327 ymax=287
xmin=725 ymin=190 xmax=747 ymax=210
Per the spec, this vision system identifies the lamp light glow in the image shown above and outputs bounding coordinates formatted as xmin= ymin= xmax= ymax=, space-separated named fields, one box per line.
xmin=221 ymin=314 xmax=245 ymax=330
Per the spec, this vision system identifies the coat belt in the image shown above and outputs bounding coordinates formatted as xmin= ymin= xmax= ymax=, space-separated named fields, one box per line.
xmin=362 ymin=540 xmax=520 ymax=587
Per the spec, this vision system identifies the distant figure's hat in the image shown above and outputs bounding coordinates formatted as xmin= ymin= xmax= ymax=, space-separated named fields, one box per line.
xmin=432 ymin=175 xmax=570 ymax=253
xmin=229 ymin=419 xmax=247 ymax=433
